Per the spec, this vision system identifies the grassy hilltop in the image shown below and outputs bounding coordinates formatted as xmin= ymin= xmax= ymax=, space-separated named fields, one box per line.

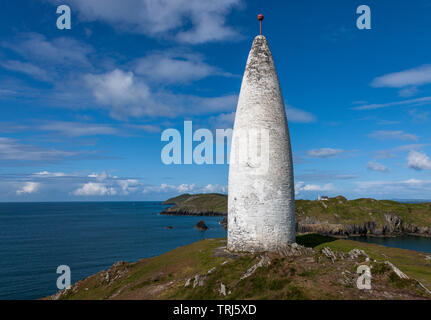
xmin=162 ymin=194 xmax=431 ymax=237
xmin=49 ymin=234 xmax=431 ymax=300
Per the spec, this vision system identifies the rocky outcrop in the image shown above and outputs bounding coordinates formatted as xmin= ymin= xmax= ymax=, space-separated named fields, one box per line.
xmin=195 ymin=220 xmax=209 ymax=231
xmin=220 ymin=217 xmax=227 ymax=230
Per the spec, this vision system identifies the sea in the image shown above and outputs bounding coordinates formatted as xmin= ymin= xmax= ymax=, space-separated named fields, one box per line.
xmin=0 ymin=202 xmax=226 ymax=300
xmin=0 ymin=201 xmax=430 ymax=300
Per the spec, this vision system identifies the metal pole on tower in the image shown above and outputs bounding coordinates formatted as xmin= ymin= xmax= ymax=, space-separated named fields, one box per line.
xmin=257 ymin=14 xmax=264 ymax=35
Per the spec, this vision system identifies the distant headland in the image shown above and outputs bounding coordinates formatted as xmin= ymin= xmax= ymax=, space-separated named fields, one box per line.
xmin=161 ymin=193 xmax=431 ymax=238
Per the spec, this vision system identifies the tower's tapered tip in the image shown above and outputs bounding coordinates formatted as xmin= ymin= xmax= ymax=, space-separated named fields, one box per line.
xmin=257 ymin=14 xmax=264 ymax=21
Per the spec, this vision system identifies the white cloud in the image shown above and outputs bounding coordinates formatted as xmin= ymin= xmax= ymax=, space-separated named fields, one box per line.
xmin=307 ymin=148 xmax=344 ymax=158
xmin=85 ymin=69 xmax=162 ymax=118
xmin=203 ymin=184 xmax=227 ymax=193
xmin=368 ymin=130 xmax=418 ymax=141
xmin=286 ymin=106 xmax=317 ymax=123
xmin=142 ymin=183 xmax=226 ymax=194
xmin=85 ymin=69 xmax=237 ymax=119
xmin=367 ymin=160 xmax=388 ymax=172
xmin=17 ymin=182 xmax=40 ymax=195
xmin=407 ymin=150 xmax=431 ymax=170
xmin=88 ymin=171 xmax=109 ymax=182
xmin=295 ymin=181 xmax=334 ymax=195
xmin=47 ymin=0 xmax=242 ymax=44
xmin=117 ymin=179 xmax=139 ymax=195
xmin=34 ymin=171 xmax=67 ymax=177
xmin=371 ymin=64 xmax=431 ymax=88
xmin=73 ymin=182 xmax=117 ymax=196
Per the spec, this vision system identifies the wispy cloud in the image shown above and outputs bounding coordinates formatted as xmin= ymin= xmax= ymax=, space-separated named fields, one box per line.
xmin=353 ymin=96 xmax=431 ymax=111
xmin=368 ymin=130 xmax=418 ymax=141
xmin=0 ymin=60 xmax=50 ymax=81
xmin=286 ymin=105 xmax=317 ymax=123
xmin=367 ymin=160 xmax=389 ymax=172
xmin=134 ymin=51 xmax=233 ymax=83
xmin=296 ymin=171 xmax=358 ymax=181
xmin=0 ymin=137 xmax=77 ymax=162
xmin=371 ymin=64 xmax=431 ymax=88
xmin=355 ymin=179 xmax=431 ymax=196
xmin=307 ymin=148 xmax=344 ymax=158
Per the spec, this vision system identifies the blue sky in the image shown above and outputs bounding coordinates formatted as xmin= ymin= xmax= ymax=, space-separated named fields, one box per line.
xmin=1 ymin=0 xmax=431 ymax=201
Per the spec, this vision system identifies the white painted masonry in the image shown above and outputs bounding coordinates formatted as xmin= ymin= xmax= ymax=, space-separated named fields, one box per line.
xmin=227 ymin=35 xmax=295 ymax=252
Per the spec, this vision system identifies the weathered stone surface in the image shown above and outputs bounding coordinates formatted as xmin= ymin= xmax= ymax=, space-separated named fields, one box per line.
xmin=228 ymin=35 xmax=295 ymax=252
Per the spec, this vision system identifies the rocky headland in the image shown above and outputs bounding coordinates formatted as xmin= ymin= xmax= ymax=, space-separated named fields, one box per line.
xmin=162 ymin=194 xmax=431 ymax=237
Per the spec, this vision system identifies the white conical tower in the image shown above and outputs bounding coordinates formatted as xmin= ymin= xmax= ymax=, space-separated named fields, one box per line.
xmin=227 ymin=30 xmax=295 ymax=252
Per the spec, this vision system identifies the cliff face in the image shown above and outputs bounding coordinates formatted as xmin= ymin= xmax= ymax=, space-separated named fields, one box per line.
xmin=296 ymin=214 xmax=431 ymax=237
xmin=162 ymin=194 xmax=431 ymax=237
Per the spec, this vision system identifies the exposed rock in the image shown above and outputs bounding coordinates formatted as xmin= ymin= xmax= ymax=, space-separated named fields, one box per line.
xmin=349 ymin=249 xmax=370 ymax=261
xmin=385 ymin=261 xmax=409 ymax=279
xmin=425 ymin=255 xmax=431 ymax=261
xmin=277 ymin=243 xmax=314 ymax=257
xmin=166 ymin=226 xmax=173 ymax=230
xmin=184 ymin=278 xmax=191 ymax=287
xmin=240 ymin=255 xmax=271 ymax=280
xmin=195 ymin=220 xmax=208 ymax=231
xmin=322 ymin=247 xmax=337 ymax=263
xmin=220 ymin=283 xmax=227 ymax=296
xmin=207 ymin=267 xmax=216 ymax=274
xmin=192 ymin=274 xmax=206 ymax=288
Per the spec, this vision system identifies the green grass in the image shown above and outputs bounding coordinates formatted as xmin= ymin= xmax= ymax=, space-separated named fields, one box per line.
xmin=56 ymin=235 xmax=431 ymax=300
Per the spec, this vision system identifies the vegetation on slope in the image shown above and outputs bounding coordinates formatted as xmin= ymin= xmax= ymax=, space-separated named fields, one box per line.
xmin=161 ymin=193 xmax=227 ymax=216
xmin=49 ymin=234 xmax=431 ymax=300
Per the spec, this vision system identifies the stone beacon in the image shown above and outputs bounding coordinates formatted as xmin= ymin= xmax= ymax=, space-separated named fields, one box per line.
xmin=227 ymin=15 xmax=295 ymax=252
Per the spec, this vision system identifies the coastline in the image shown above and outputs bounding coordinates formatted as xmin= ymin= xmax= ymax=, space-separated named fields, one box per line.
xmin=161 ymin=194 xmax=431 ymax=239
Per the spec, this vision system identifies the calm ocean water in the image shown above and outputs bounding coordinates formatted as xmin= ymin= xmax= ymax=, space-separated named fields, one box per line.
xmin=0 ymin=202 xmax=227 ymax=300
xmin=348 ymin=236 xmax=431 ymax=254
